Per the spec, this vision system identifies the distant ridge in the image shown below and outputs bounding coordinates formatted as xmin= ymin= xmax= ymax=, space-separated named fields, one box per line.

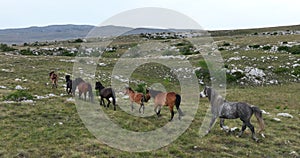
xmin=209 ymin=24 xmax=300 ymax=36
xmin=0 ymin=24 xmax=299 ymax=44
xmin=0 ymin=24 xmax=189 ymax=44
xmin=0 ymin=25 xmax=93 ymax=44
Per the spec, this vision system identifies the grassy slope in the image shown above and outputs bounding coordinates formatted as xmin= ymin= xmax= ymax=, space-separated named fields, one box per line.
xmin=1 ymin=28 xmax=300 ymax=157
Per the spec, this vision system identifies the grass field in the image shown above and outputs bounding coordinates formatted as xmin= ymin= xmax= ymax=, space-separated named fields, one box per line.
xmin=0 ymin=28 xmax=300 ymax=157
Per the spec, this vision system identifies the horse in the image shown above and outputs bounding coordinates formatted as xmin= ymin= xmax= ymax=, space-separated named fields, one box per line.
xmin=65 ymin=75 xmax=72 ymax=95
xmin=124 ymin=87 xmax=150 ymax=114
xmin=95 ymin=81 xmax=117 ymax=110
xmin=146 ymin=89 xmax=184 ymax=121
xmin=73 ymin=78 xmax=94 ymax=102
xmin=49 ymin=71 xmax=58 ymax=88
xmin=200 ymin=86 xmax=265 ymax=141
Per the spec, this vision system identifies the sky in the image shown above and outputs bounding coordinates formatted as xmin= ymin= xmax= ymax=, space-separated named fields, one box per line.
xmin=0 ymin=0 xmax=299 ymax=30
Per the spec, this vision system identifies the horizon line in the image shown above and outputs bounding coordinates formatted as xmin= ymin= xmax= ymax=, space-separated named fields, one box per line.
xmin=1 ymin=23 xmax=299 ymax=32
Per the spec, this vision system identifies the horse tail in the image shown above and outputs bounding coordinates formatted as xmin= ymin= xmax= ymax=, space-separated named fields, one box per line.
xmin=142 ymin=93 xmax=151 ymax=103
xmin=175 ymin=94 xmax=183 ymax=116
xmin=112 ymin=89 xmax=116 ymax=105
xmin=88 ymin=84 xmax=94 ymax=102
xmin=252 ymin=106 xmax=265 ymax=133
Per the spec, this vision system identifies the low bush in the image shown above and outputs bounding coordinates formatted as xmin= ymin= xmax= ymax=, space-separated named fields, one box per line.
xmin=3 ymin=90 xmax=33 ymax=101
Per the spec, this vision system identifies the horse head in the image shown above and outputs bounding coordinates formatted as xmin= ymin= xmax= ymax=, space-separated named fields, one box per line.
xmin=49 ymin=71 xmax=55 ymax=77
xmin=95 ymin=81 xmax=105 ymax=90
xmin=146 ymin=89 xmax=162 ymax=98
xmin=200 ymin=86 xmax=211 ymax=98
xmin=65 ymin=75 xmax=71 ymax=82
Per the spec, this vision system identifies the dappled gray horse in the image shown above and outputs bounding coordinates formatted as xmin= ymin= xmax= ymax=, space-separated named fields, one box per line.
xmin=200 ymin=86 xmax=265 ymax=141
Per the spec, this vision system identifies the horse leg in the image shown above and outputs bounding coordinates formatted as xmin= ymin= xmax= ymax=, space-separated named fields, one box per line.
xmin=112 ymin=97 xmax=116 ymax=111
xmin=220 ymin=118 xmax=229 ymax=132
xmin=79 ymin=91 xmax=82 ymax=99
xmin=139 ymin=103 xmax=144 ymax=114
xmin=245 ymin=121 xmax=258 ymax=141
xmin=100 ymin=97 xmax=105 ymax=107
xmin=154 ymin=104 xmax=161 ymax=117
xmin=106 ymin=98 xmax=111 ymax=108
xmin=206 ymin=115 xmax=218 ymax=134
xmin=169 ymin=105 xmax=175 ymax=121
xmin=177 ymin=107 xmax=184 ymax=120
xmin=84 ymin=92 xmax=87 ymax=101
xmin=238 ymin=122 xmax=247 ymax=137
xmin=131 ymin=102 xmax=134 ymax=111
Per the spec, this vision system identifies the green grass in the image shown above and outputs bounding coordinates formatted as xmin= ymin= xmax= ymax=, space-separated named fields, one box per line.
xmin=0 ymin=53 xmax=299 ymax=157
xmin=0 ymin=30 xmax=300 ymax=157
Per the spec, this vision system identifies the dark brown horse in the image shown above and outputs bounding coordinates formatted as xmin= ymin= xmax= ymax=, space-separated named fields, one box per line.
xmin=65 ymin=75 xmax=72 ymax=95
xmin=73 ymin=78 xmax=94 ymax=102
xmin=147 ymin=89 xmax=183 ymax=121
xmin=95 ymin=81 xmax=116 ymax=110
xmin=49 ymin=71 xmax=58 ymax=88
xmin=124 ymin=87 xmax=150 ymax=114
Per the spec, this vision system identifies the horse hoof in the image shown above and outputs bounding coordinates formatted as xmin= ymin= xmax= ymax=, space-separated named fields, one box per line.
xmin=253 ymin=137 xmax=259 ymax=142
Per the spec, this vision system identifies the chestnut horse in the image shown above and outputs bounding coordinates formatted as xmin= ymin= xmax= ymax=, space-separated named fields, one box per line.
xmin=124 ymin=87 xmax=150 ymax=114
xmin=73 ymin=78 xmax=94 ymax=102
xmin=147 ymin=89 xmax=184 ymax=121
xmin=49 ymin=71 xmax=58 ymax=88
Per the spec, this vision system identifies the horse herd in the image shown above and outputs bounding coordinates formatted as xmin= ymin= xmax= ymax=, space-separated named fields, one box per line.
xmin=49 ymin=71 xmax=265 ymax=141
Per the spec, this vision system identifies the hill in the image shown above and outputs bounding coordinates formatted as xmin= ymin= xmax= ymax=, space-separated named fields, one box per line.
xmin=0 ymin=25 xmax=195 ymax=44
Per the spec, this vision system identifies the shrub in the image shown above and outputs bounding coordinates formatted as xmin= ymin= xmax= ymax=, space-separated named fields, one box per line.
xmin=74 ymin=38 xmax=83 ymax=43
xmin=3 ymin=90 xmax=33 ymax=101
xmin=222 ymin=42 xmax=230 ymax=46
xmin=218 ymin=47 xmax=225 ymax=51
xmin=249 ymin=44 xmax=260 ymax=49
xmin=0 ymin=43 xmax=16 ymax=52
xmin=288 ymin=45 xmax=300 ymax=54
xmin=61 ymin=50 xmax=77 ymax=57
xmin=135 ymin=83 xmax=147 ymax=94
xmin=277 ymin=46 xmax=289 ymax=52
xmin=262 ymin=45 xmax=272 ymax=50
xmin=180 ymin=46 xmax=193 ymax=55
xmin=291 ymin=67 xmax=300 ymax=76
xmin=19 ymin=48 xmax=34 ymax=55
xmin=226 ymin=72 xmax=245 ymax=83
xmin=274 ymin=67 xmax=289 ymax=74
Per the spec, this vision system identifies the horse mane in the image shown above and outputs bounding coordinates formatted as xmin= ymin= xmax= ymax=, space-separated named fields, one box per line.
xmin=207 ymin=87 xmax=225 ymax=114
xmin=125 ymin=87 xmax=134 ymax=92
xmin=49 ymin=71 xmax=55 ymax=76
xmin=95 ymin=81 xmax=105 ymax=90
xmin=147 ymin=89 xmax=163 ymax=98
xmin=65 ymin=75 xmax=71 ymax=82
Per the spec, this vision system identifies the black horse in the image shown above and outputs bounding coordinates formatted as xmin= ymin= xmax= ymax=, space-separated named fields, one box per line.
xmin=65 ymin=75 xmax=72 ymax=95
xmin=95 ymin=81 xmax=116 ymax=110
xmin=200 ymin=86 xmax=265 ymax=141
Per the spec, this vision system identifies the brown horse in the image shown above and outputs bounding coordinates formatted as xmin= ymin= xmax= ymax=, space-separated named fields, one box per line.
xmin=147 ymin=89 xmax=184 ymax=121
xmin=124 ymin=87 xmax=150 ymax=113
xmin=73 ymin=78 xmax=94 ymax=102
xmin=49 ymin=71 xmax=58 ymax=88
